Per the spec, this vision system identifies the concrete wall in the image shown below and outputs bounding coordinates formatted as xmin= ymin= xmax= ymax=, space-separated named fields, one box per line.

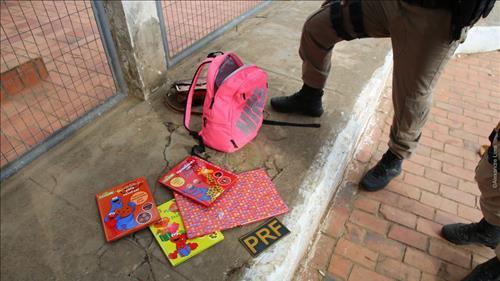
xmin=102 ymin=1 xmax=167 ymax=100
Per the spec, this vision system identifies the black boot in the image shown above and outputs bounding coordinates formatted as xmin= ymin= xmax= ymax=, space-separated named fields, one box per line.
xmin=441 ymin=218 xmax=500 ymax=249
xmin=360 ymin=149 xmax=402 ymax=192
xmin=270 ymin=84 xmax=324 ymax=117
xmin=462 ymin=257 xmax=500 ymax=281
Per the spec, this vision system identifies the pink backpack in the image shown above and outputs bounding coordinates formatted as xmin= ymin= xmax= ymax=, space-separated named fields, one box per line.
xmin=184 ymin=52 xmax=268 ymax=153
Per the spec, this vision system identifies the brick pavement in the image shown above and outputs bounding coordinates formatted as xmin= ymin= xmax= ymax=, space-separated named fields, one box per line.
xmin=296 ymin=51 xmax=500 ymax=281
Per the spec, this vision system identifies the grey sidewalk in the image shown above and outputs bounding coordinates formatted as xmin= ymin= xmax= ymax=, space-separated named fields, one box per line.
xmin=0 ymin=2 xmax=391 ymax=281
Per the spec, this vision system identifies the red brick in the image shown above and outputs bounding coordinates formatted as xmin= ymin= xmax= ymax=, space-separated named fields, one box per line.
xmin=472 ymin=253 xmax=490 ymax=268
xmin=310 ymin=234 xmax=336 ymax=269
xmin=402 ymin=160 xmax=425 ymax=176
xmin=376 ymin=257 xmax=421 ymax=281
xmin=438 ymin=262 xmax=470 ymax=281
xmin=18 ymin=62 xmax=40 ymax=88
xmin=409 ymin=154 xmax=442 ymax=170
xmin=434 ymin=210 xmax=470 ymax=225
xmin=388 ymin=224 xmax=428 ymax=250
xmin=404 ymin=173 xmax=439 ymax=193
xmin=434 ymin=115 xmax=462 ymax=129
xmin=353 ymin=196 xmax=380 ymax=214
xmin=421 ymin=136 xmax=444 ymax=151
xmin=464 ymin=159 xmax=476 ymax=171
xmin=429 ymin=239 xmax=471 ymax=268
xmin=442 ymin=163 xmax=475 ymax=182
xmin=425 ymin=168 xmax=459 ymax=187
xmin=380 ymin=204 xmax=417 ymax=228
xmin=420 ymin=191 xmax=458 ymax=214
xmin=344 ymin=223 xmax=366 ymax=244
xmin=33 ymin=57 xmax=49 ymax=79
xmin=361 ymin=189 xmax=400 ymax=207
xmin=439 ymin=185 xmax=476 ymax=207
xmin=385 ymin=180 xmax=421 ymax=200
xmin=416 ymin=217 xmax=443 ymax=239
xmin=435 ymin=101 xmax=463 ymax=115
xmin=458 ymin=180 xmax=481 ymax=196
xmin=431 ymin=132 xmax=464 ymax=147
xmin=398 ymin=197 xmax=435 ymax=220
xmin=448 ymin=129 xmax=479 ymax=145
xmin=447 ymin=112 xmax=477 ymax=127
xmin=349 ymin=209 xmax=389 ymax=235
xmin=458 ymin=204 xmax=483 ymax=222
xmin=324 ymin=207 xmax=349 ymax=238
xmin=464 ymin=108 xmax=491 ymax=122
xmin=334 ymin=238 xmax=378 ymax=269
xmin=421 ymin=273 xmax=440 ymax=281
xmin=445 ymin=144 xmax=480 ymax=162
xmin=431 ymin=149 xmax=464 ymax=167
xmin=404 ymin=248 xmax=442 ymax=274
xmin=0 ymin=69 xmax=25 ymax=95
xmin=425 ymin=119 xmax=448 ymax=133
xmin=328 ymin=254 xmax=353 ymax=280
xmin=349 ymin=265 xmax=391 ymax=281
xmin=415 ymin=144 xmax=432 ymax=157
xmin=363 ymin=231 xmax=404 ymax=260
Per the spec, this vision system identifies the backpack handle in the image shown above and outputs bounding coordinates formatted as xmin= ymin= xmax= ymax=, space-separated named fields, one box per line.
xmin=184 ymin=58 xmax=213 ymax=135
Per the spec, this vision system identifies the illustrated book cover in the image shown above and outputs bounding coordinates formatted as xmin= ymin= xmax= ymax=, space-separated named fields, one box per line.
xmin=159 ymin=156 xmax=238 ymax=206
xmin=149 ymin=199 xmax=224 ymax=266
xmin=96 ymin=177 xmax=160 ymax=242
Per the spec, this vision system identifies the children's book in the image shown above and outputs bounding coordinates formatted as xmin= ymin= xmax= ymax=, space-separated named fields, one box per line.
xmin=149 ymin=199 xmax=224 ymax=266
xmin=96 ymin=177 xmax=160 ymax=242
xmin=159 ymin=156 xmax=238 ymax=206
xmin=175 ymin=169 xmax=289 ymax=238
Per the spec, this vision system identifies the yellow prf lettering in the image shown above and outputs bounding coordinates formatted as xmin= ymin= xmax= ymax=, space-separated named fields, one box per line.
xmin=255 ymin=228 xmax=277 ymax=245
xmin=268 ymin=219 xmax=283 ymax=237
xmin=243 ymin=236 xmax=259 ymax=254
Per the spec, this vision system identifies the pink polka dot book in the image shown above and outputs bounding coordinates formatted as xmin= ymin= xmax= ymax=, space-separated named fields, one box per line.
xmin=174 ymin=169 xmax=289 ymax=239
xmin=159 ymin=156 xmax=238 ymax=207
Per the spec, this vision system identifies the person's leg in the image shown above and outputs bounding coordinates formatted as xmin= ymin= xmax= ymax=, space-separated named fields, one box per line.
xmin=388 ymin=2 xmax=459 ymax=159
xmin=271 ymin=0 xmax=390 ymax=116
xmin=361 ymin=1 xmax=459 ymax=191
xmin=442 ymin=153 xmax=500 ymax=248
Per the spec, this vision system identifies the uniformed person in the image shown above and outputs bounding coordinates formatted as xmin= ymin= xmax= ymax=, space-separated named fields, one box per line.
xmin=441 ymin=123 xmax=500 ymax=280
xmin=271 ymin=0 xmax=461 ymax=191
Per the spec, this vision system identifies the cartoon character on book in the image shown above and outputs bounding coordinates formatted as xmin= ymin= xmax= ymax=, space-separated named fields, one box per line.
xmin=168 ymin=232 xmax=198 ymax=259
xmin=154 ymin=217 xmax=179 ymax=241
xmin=104 ymin=196 xmax=138 ymax=231
xmin=184 ymin=179 xmax=211 ymax=202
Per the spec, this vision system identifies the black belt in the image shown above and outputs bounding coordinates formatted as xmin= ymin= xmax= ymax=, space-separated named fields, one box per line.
xmin=402 ymin=0 xmax=453 ymax=10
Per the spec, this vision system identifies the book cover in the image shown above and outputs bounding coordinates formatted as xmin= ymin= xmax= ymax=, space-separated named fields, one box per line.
xmin=96 ymin=177 xmax=160 ymax=242
xmin=159 ymin=156 xmax=238 ymax=206
xmin=149 ymin=199 xmax=224 ymax=266
xmin=175 ymin=169 xmax=289 ymax=238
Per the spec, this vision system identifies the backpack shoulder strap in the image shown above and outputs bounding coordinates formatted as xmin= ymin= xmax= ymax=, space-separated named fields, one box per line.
xmin=184 ymin=58 xmax=213 ymax=135
xmin=263 ymin=119 xmax=320 ymax=128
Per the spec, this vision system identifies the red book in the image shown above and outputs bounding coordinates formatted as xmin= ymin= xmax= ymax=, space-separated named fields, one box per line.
xmin=159 ymin=156 xmax=238 ymax=206
xmin=96 ymin=177 xmax=160 ymax=242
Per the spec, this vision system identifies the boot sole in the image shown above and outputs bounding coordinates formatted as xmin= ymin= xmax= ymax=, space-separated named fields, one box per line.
xmin=270 ymin=102 xmax=323 ymax=117
xmin=441 ymin=230 xmax=499 ymax=249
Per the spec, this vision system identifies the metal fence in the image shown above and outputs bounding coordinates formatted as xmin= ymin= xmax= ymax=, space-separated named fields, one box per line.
xmin=0 ymin=1 xmax=121 ymax=172
xmin=158 ymin=0 xmax=268 ymax=66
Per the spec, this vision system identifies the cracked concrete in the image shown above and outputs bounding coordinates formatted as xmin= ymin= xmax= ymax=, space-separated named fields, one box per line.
xmin=1 ymin=2 xmax=391 ymax=281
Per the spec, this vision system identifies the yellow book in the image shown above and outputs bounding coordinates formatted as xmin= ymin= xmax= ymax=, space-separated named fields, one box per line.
xmin=149 ymin=199 xmax=223 ymax=266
